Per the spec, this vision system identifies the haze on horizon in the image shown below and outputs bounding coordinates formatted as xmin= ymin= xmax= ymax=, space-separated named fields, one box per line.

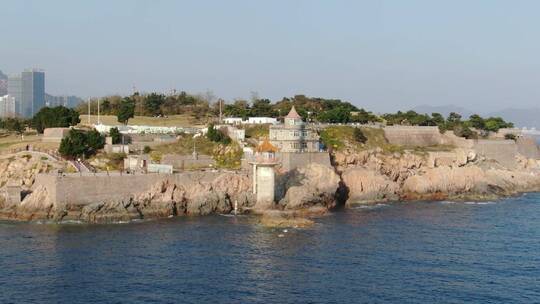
xmin=2 ymin=0 xmax=539 ymax=113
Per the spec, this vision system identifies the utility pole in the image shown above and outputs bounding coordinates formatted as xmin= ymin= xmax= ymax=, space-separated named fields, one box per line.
xmin=218 ymin=98 xmax=223 ymax=124
xmin=87 ymin=99 xmax=91 ymax=125
xmin=97 ymin=98 xmax=100 ymax=125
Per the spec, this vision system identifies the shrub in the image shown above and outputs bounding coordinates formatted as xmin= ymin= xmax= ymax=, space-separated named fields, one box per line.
xmin=353 ymin=128 xmax=367 ymax=143
xmin=207 ymin=124 xmax=231 ymax=144
xmin=143 ymin=146 xmax=152 ymax=154
xmin=504 ymin=133 xmax=517 ymax=141
xmin=453 ymin=125 xmax=477 ymax=139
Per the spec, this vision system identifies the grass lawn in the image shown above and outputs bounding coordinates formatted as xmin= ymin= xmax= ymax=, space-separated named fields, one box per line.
xmin=0 ymin=133 xmax=59 ymax=153
xmin=79 ymin=114 xmax=204 ymax=127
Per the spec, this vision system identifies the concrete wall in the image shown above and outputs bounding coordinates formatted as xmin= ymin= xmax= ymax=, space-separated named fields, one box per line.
xmin=42 ymin=128 xmax=70 ymax=143
xmin=161 ymin=154 xmax=215 ymax=170
xmin=441 ymin=132 xmax=475 ymax=149
xmin=473 ymin=139 xmax=518 ymax=168
xmin=516 ymin=137 xmax=540 ymax=159
xmin=383 ymin=126 xmax=443 ymax=146
xmin=34 ymin=172 xmax=221 ymax=206
xmin=490 ymin=128 xmax=522 ymax=139
xmin=278 ymin=152 xmax=331 ymax=172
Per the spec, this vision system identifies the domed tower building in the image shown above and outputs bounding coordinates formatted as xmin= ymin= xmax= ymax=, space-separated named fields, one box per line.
xmin=268 ymin=106 xmax=320 ymax=152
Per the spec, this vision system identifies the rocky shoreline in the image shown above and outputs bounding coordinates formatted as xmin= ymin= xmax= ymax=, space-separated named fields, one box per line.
xmin=1 ymin=148 xmax=540 ymax=226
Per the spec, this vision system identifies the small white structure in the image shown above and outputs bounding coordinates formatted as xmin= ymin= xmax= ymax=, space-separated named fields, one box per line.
xmin=94 ymin=123 xmax=199 ymax=135
xmin=250 ymin=139 xmax=280 ymax=209
xmin=223 ymin=117 xmax=278 ymax=125
xmin=124 ymin=154 xmax=150 ymax=172
xmin=224 ymin=117 xmax=243 ymax=125
xmin=247 ymin=117 xmax=278 ymax=124
xmin=217 ymin=125 xmax=245 ymax=142
xmin=147 ymin=164 xmax=173 ymax=174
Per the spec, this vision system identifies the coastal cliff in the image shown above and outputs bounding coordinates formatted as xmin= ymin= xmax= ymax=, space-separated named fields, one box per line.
xmin=1 ymin=133 xmax=540 ymax=224
xmin=334 ymin=148 xmax=540 ymax=205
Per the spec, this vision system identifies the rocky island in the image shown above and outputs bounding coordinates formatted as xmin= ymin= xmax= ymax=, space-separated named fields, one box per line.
xmin=1 ymin=132 xmax=539 ymax=226
xmin=1 ymin=103 xmax=539 ymax=226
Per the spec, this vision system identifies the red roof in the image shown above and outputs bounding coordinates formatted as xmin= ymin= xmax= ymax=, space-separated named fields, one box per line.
xmin=285 ymin=106 xmax=301 ymax=119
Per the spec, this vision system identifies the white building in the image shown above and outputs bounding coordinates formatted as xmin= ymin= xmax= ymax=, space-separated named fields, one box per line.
xmin=223 ymin=117 xmax=278 ymax=125
xmin=0 ymin=95 xmax=17 ymax=118
xmin=247 ymin=117 xmax=278 ymax=124
xmin=223 ymin=117 xmax=243 ymax=125
xmin=268 ymin=106 xmax=320 ymax=152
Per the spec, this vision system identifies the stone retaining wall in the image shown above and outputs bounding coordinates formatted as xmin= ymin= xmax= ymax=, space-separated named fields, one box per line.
xmin=383 ymin=126 xmax=443 ymax=146
xmin=473 ymin=140 xmax=518 ymax=168
xmin=161 ymin=154 xmax=215 ymax=169
xmin=278 ymin=152 xmax=331 ymax=172
xmin=34 ymin=171 xmax=221 ymax=206
xmin=516 ymin=137 xmax=540 ymax=159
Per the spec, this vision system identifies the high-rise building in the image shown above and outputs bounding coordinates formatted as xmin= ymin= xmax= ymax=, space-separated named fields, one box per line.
xmin=0 ymin=70 xmax=7 ymax=96
xmin=45 ymin=94 xmax=83 ymax=108
xmin=8 ymin=69 xmax=45 ymax=118
xmin=0 ymin=95 xmax=17 ymax=118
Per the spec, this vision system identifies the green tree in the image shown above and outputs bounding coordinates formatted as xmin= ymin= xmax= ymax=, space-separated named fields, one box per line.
xmin=144 ymin=93 xmax=165 ymax=116
xmin=59 ymin=129 xmax=105 ymax=159
xmin=117 ymin=97 xmax=135 ymax=125
xmin=32 ymin=106 xmax=80 ymax=133
xmin=250 ymin=99 xmax=276 ymax=117
xmin=317 ymin=106 xmax=351 ymax=123
xmin=86 ymin=129 xmax=105 ymax=154
xmin=468 ymin=114 xmax=485 ymax=130
xmin=59 ymin=129 xmax=89 ymax=158
xmin=206 ymin=123 xmax=231 ymax=144
xmin=453 ymin=124 xmax=476 ymax=139
xmin=0 ymin=118 xmax=27 ymax=134
xmin=109 ymin=127 xmax=121 ymax=144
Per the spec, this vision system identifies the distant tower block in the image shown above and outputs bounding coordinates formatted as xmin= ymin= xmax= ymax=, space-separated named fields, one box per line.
xmin=250 ymin=138 xmax=280 ymax=209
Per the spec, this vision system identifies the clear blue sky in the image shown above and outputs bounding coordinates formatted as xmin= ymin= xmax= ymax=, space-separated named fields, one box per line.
xmin=2 ymin=0 xmax=539 ymax=112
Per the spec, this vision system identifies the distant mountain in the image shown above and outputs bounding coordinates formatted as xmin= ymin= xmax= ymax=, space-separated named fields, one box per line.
xmin=488 ymin=108 xmax=540 ymax=129
xmin=0 ymin=70 xmax=7 ymax=96
xmin=412 ymin=105 xmax=475 ymax=119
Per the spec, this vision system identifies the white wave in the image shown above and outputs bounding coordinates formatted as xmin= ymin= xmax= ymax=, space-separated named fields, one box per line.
xmin=352 ymin=203 xmax=389 ymax=210
xmin=464 ymin=201 xmax=496 ymax=205
xmin=59 ymin=220 xmax=84 ymax=224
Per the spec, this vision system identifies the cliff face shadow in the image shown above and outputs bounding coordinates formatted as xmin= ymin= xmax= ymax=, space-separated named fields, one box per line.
xmin=274 ymin=169 xmax=305 ymax=202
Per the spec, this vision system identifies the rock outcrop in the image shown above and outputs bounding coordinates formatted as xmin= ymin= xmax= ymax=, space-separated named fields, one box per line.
xmin=334 ymin=146 xmax=540 ymax=204
xmin=342 ymin=168 xmax=399 ymax=205
xmin=278 ymin=163 xmax=341 ymax=210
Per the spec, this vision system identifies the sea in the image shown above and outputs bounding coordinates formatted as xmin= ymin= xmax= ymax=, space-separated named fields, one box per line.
xmin=1 ymin=193 xmax=539 ymax=303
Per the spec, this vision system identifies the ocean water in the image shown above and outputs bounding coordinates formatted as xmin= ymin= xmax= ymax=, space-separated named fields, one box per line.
xmin=1 ymin=194 xmax=539 ymax=304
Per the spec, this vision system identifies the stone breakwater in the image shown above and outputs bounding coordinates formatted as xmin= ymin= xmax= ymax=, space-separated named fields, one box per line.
xmin=1 ymin=147 xmax=540 ymax=224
